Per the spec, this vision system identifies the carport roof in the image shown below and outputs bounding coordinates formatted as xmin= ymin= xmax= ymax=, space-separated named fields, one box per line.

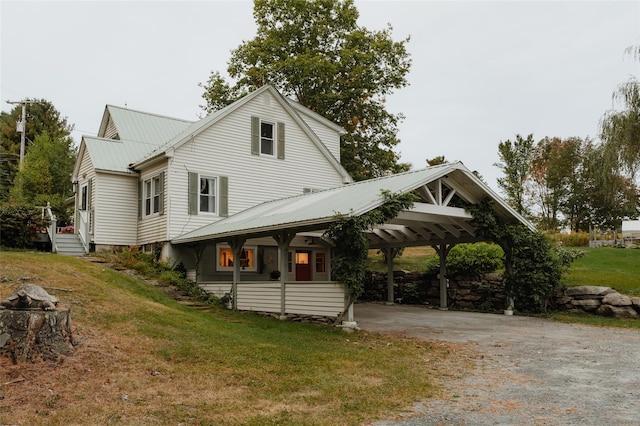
xmin=172 ymin=162 xmax=534 ymax=247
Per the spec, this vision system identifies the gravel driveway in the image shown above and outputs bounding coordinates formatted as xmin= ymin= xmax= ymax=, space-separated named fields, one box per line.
xmin=355 ymin=303 xmax=640 ymax=426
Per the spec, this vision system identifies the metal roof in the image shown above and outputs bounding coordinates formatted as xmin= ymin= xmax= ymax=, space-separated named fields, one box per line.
xmin=104 ymin=105 xmax=194 ymax=147
xmin=172 ymin=162 xmax=534 ymax=247
xmin=82 ymin=136 xmax=154 ymax=174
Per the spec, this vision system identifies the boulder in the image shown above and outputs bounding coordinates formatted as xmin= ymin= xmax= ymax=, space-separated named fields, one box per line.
xmin=631 ymin=297 xmax=640 ymax=308
xmin=602 ymin=292 xmax=632 ymax=306
xmin=596 ymin=304 xmax=640 ymax=319
xmin=570 ymin=299 xmax=602 ymax=307
xmin=565 ymin=286 xmax=615 ymax=297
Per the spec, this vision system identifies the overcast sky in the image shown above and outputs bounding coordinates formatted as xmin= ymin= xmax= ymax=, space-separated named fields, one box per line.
xmin=1 ymin=1 xmax=639 ymax=191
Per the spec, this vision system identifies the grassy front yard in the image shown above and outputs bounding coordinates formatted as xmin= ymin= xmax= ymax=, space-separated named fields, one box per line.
xmin=0 ymin=251 xmax=471 ymax=425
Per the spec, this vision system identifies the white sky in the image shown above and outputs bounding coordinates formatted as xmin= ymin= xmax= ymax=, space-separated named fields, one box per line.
xmin=1 ymin=0 xmax=639 ymax=191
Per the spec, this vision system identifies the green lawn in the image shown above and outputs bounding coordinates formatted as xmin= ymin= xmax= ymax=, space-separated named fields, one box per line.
xmin=0 ymin=251 xmax=465 ymax=425
xmin=562 ymin=247 xmax=640 ymax=296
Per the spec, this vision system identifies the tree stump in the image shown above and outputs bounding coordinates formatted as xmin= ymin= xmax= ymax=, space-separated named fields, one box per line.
xmin=0 ymin=308 xmax=75 ymax=363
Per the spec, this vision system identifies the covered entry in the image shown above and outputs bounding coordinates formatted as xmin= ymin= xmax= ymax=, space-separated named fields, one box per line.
xmin=172 ymin=162 xmax=533 ymax=325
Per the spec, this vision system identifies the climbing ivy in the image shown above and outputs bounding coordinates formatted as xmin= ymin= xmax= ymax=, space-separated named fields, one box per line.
xmin=467 ymin=199 xmax=575 ymax=312
xmin=325 ymin=190 xmax=414 ymax=300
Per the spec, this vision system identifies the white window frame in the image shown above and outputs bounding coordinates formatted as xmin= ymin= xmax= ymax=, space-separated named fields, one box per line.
xmin=143 ymin=175 xmax=162 ymax=217
xmin=216 ymin=244 xmax=258 ymax=272
xmin=260 ymin=121 xmax=275 ymax=156
xmin=199 ymin=176 xmax=217 ymax=214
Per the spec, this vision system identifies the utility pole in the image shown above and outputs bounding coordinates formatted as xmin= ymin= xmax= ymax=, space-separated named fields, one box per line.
xmin=6 ymin=98 xmax=36 ymax=168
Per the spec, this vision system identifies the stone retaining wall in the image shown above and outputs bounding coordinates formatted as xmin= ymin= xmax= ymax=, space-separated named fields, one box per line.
xmin=363 ymin=271 xmax=507 ymax=312
xmin=364 ymin=271 xmax=639 ymax=319
xmin=555 ymin=285 xmax=640 ymax=319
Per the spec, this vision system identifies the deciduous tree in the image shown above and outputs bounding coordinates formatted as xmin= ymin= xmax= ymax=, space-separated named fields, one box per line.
xmin=200 ymin=0 xmax=412 ymax=181
xmin=494 ymin=134 xmax=534 ymax=217
xmin=0 ymin=100 xmax=74 ymax=201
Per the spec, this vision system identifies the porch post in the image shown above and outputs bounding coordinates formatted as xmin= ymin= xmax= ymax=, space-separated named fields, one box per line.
xmin=228 ymin=237 xmax=246 ymax=311
xmin=386 ymin=247 xmax=395 ymax=304
xmin=273 ymin=231 xmax=295 ymax=320
xmin=433 ymin=243 xmax=454 ymax=310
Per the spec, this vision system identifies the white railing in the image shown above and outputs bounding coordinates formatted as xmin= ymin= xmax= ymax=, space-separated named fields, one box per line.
xmin=78 ymin=210 xmax=90 ymax=253
xmin=42 ymin=202 xmax=57 ymax=253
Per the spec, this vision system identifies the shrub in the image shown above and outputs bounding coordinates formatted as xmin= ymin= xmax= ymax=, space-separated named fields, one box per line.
xmin=0 ymin=202 xmax=48 ymax=248
xmin=545 ymin=231 xmax=590 ymax=247
xmin=425 ymin=243 xmax=503 ymax=278
xmin=100 ymin=247 xmax=219 ymax=305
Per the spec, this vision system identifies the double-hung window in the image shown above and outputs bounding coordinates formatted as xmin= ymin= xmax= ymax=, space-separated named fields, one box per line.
xmin=199 ymin=176 xmax=217 ymax=213
xmin=251 ymin=116 xmax=285 ymax=159
xmin=188 ymin=172 xmax=228 ymax=217
xmin=260 ymin=122 xmax=274 ymax=155
xmin=142 ymin=174 xmax=163 ymax=217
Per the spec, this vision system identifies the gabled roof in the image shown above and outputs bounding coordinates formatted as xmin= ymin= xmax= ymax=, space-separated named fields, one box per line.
xmin=72 ymin=105 xmax=196 ymax=178
xmin=98 ymin=105 xmax=194 ymax=146
xmin=172 ymin=162 xmax=534 ymax=247
xmin=80 ymin=136 xmax=157 ymax=175
xmin=131 ymin=85 xmax=353 ymax=183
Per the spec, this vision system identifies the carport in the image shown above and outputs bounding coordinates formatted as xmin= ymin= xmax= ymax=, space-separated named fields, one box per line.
xmin=172 ymin=162 xmax=533 ymax=325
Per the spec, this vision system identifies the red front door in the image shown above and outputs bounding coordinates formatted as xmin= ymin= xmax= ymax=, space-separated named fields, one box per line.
xmin=295 ymin=250 xmax=312 ymax=281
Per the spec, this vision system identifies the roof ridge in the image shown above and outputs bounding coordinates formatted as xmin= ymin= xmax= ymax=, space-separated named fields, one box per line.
xmin=106 ymin=104 xmax=195 ymax=124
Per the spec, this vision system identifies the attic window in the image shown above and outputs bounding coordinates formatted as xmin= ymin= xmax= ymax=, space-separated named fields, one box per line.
xmin=260 ymin=122 xmax=274 ymax=155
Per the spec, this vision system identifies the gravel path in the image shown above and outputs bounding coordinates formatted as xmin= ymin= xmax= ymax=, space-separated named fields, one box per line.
xmin=355 ymin=303 xmax=640 ymax=426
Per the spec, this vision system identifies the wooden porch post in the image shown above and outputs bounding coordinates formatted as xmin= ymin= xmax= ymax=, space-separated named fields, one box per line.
xmin=386 ymin=247 xmax=395 ymax=304
xmin=433 ymin=243 xmax=454 ymax=310
xmin=228 ymin=237 xmax=246 ymax=311
xmin=273 ymin=231 xmax=295 ymax=320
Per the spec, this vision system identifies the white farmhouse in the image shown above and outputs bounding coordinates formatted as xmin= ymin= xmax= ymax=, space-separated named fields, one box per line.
xmin=68 ymin=84 xmax=532 ymax=324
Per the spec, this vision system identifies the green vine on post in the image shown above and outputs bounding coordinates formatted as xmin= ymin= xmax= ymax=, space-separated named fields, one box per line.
xmin=466 ymin=199 xmax=576 ymax=312
xmin=324 ymin=190 xmax=415 ymax=300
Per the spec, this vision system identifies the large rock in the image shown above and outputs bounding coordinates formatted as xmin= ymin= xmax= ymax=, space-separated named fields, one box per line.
xmin=631 ymin=297 xmax=640 ymax=308
xmin=596 ymin=304 xmax=640 ymax=319
xmin=565 ymin=286 xmax=615 ymax=297
xmin=602 ymin=292 xmax=632 ymax=306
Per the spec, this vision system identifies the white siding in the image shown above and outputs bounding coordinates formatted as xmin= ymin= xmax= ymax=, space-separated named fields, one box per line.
xmin=200 ymin=282 xmax=232 ymax=298
xmin=206 ymin=281 xmax=347 ymax=318
xmin=295 ymin=109 xmax=342 ymax=161
xmin=94 ymin=172 xmax=138 ymax=246
xmin=285 ymin=282 xmax=346 ymax=317
xmin=103 ymin=115 xmax=118 ymax=139
xmin=168 ymin=92 xmax=346 ymax=239
xmin=236 ymin=282 xmax=282 ymax=312
xmin=75 ymin=146 xmax=96 ymax=239
xmin=138 ymin=161 xmax=169 ymax=245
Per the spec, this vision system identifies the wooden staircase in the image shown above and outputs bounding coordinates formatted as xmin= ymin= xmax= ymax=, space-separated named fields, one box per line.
xmin=55 ymin=233 xmax=86 ymax=256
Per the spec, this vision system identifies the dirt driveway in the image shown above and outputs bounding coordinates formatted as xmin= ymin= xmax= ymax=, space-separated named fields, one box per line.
xmin=355 ymin=303 xmax=640 ymax=426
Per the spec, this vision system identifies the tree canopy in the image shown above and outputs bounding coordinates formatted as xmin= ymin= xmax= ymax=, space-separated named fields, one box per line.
xmin=494 ymin=134 xmax=637 ymax=232
xmin=600 ymin=45 xmax=640 ymax=184
xmin=200 ymin=0 xmax=412 ymax=181
xmin=0 ymin=100 xmax=74 ymax=201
